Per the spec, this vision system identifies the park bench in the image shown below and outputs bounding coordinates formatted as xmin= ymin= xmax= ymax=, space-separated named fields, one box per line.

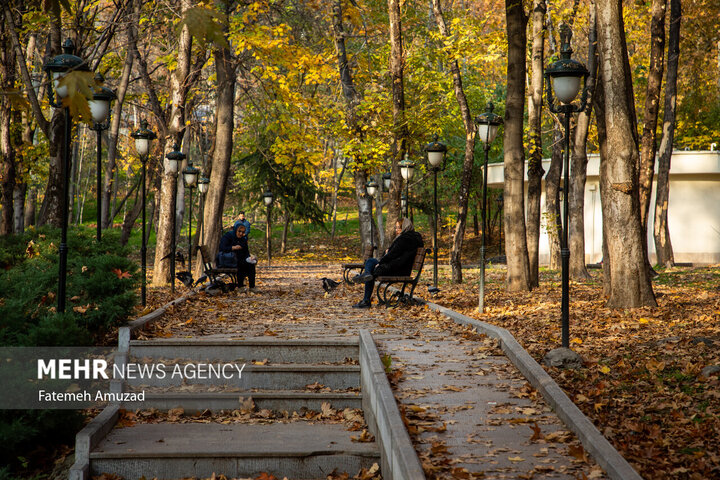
xmin=199 ymin=245 xmax=238 ymax=288
xmin=341 ymin=245 xmax=375 ymax=284
xmin=375 ymin=247 xmax=430 ymax=307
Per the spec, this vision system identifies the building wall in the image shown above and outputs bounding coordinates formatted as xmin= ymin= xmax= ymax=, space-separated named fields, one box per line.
xmin=486 ymin=151 xmax=720 ymax=266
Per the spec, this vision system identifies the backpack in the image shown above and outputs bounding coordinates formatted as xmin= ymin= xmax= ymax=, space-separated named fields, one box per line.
xmin=216 ymin=251 xmax=237 ymax=268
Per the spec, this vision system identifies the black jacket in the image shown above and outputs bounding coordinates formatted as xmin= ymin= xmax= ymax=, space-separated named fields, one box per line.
xmin=219 ymin=228 xmax=251 ymax=261
xmin=376 ymin=230 xmax=424 ymax=276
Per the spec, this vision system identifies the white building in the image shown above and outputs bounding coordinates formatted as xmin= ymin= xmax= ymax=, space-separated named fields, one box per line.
xmin=486 ymin=150 xmax=720 ymax=265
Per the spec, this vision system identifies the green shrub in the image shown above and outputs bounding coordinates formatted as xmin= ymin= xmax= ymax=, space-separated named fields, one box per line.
xmin=0 ymin=226 xmax=138 ymax=475
xmin=0 ymin=226 xmax=138 ymax=346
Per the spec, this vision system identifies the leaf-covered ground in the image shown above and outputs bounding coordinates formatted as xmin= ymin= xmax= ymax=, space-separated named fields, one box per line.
xmin=430 ymin=265 xmax=720 ymax=480
xmin=136 ymin=259 xmax=719 ymax=479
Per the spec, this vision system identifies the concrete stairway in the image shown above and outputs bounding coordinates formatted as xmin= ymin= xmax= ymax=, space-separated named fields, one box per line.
xmin=87 ymin=337 xmax=380 ymax=480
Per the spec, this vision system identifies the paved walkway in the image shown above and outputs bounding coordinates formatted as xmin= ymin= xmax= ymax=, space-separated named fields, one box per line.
xmin=144 ymin=265 xmax=606 ymax=479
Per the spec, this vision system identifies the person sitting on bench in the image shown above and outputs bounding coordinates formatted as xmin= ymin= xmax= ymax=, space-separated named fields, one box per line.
xmin=218 ymin=224 xmax=257 ymax=291
xmin=351 ymin=218 xmax=423 ymax=308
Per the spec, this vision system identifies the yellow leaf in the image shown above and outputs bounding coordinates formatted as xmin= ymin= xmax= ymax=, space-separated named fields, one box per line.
xmin=599 ymin=365 xmax=611 ymax=374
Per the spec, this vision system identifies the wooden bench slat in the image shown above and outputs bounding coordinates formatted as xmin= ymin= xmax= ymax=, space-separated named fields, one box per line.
xmin=375 ymin=247 xmax=429 ymax=307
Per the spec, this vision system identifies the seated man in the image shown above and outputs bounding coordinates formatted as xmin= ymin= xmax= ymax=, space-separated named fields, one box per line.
xmin=351 ymin=218 xmax=423 ymax=308
xmin=218 ymin=224 xmax=257 ymax=291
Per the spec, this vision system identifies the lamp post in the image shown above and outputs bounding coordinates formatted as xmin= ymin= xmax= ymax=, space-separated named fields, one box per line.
xmin=366 ymin=180 xmax=378 ymax=253
xmin=475 ymin=102 xmax=503 ymax=312
xmin=43 ymin=39 xmax=90 ymax=313
xmin=89 ymin=73 xmax=116 ymax=242
xmin=425 ymin=135 xmax=447 ymax=289
xmin=197 ymin=176 xmax=210 ymax=246
xmin=182 ymin=162 xmax=199 ymax=275
xmin=399 ymin=155 xmax=415 ymax=218
xmin=131 ymin=119 xmax=156 ymax=307
xmin=263 ymin=191 xmax=274 ymax=265
xmin=165 ymin=144 xmax=184 ymax=294
xmin=382 ymin=172 xmax=391 ymax=192
xmin=544 ymin=25 xmax=589 ymax=349
xmin=401 ymin=194 xmax=407 ymax=215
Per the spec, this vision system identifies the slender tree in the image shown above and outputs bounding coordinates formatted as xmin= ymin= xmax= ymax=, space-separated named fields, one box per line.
xmin=596 ymin=0 xmax=657 ymax=307
xmin=654 ymin=0 xmax=681 ymax=266
xmin=638 ymin=0 xmax=667 ymax=232
xmin=153 ymin=0 xmax=196 ymax=286
xmin=504 ymin=0 xmax=531 ymax=291
xmin=431 ymin=0 xmax=477 ymax=284
xmin=387 ymin=0 xmax=407 ymax=240
xmin=569 ymin=0 xmax=598 ymax=281
xmin=526 ymin=0 xmax=546 ymax=288
xmin=200 ymin=1 xmax=237 ymax=271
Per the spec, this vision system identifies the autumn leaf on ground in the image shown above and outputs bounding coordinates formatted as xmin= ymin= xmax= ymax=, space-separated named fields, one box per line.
xmin=350 ymin=429 xmax=374 ymax=443
xmin=568 ymin=444 xmax=588 ymax=462
xmin=430 ymin=440 xmax=449 ymax=455
xmin=354 ymin=462 xmax=380 ymax=480
xmin=254 ymin=473 xmax=278 ymax=480
xmin=326 ymin=469 xmax=350 ymax=480
xmin=529 ymin=422 xmax=543 ymax=442
xmin=112 ymin=268 xmax=132 ymax=279
xmin=321 ymin=402 xmax=335 ymax=418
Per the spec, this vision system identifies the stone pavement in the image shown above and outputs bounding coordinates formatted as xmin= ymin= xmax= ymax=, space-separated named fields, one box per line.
xmin=143 ymin=264 xmax=608 ymax=479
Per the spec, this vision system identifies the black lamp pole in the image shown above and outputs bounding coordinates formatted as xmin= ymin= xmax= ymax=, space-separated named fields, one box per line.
xmin=424 ymin=135 xmax=447 ymax=289
xmin=166 ymin=144 xmax=185 ymax=294
xmin=475 ymin=103 xmax=503 ymax=312
xmin=43 ymin=39 xmax=90 ymax=313
xmin=183 ymin=162 xmax=199 ymax=274
xmin=399 ymin=155 xmax=415 ymax=218
xmin=366 ymin=180 xmax=378 ymax=254
xmin=263 ymin=191 xmax=274 ymax=266
xmin=131 ymin=119 xmax=157 ymax=306
xmin=89 ymin=73 xmax=116 ymax=242
xmin=544 ymin=25 xmax=589 ymax=348
xmin=198 ymin=177 xmax=210 ymax=246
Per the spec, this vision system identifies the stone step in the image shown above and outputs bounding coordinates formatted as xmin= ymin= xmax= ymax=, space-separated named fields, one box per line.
xmin=89 ymin=422 xmax=379 ymax=480
xmin=124 ymin=364 xmax=361 ymax=390
xmin=129 ymin=337 xmax=359 ymax=364
xmin=123 ymin=391 xmax=363 ymax=412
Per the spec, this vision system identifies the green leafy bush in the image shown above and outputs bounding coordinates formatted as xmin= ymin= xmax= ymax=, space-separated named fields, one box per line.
xmin=0 ymin=226 xmax=138 ymax=475
xmin=0 ymin=225 xmax=138 ymax=346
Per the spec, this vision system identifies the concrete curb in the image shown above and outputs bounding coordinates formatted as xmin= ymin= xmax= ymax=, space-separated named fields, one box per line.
xmin=359 ymin=330 xmax=425 ymax=480
xmin=119 ymin=289 xmax=198 ymax=352
xmin=68 ymin=405 xmax=120 ymax=480
xmin=423 ymin=301 xmax=643 ymax=480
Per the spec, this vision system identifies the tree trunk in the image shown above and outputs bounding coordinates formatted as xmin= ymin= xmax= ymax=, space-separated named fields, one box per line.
xmin=36 ymin=11 xmax=65 ymax=227
xmin=200 ymin=30 xmax=236 ymax=277
xmin=37 ymin=108 xmax=66 ymax=228
xmin=596 ymin=0 xmax=656 ymax=307
xmin=281 ymin=212 xmax=290 ymax=254
xmin=102 ymin=0 xmax=135 ymax=229
xmin=569 ymin=1 xmax=598 ymax=281
xmin=386 ymin=0 xmax=407 ymax=244
xmin=504 ymin=0 xmax=531 ymax=291
xmin=526 ymin=0 xmax=546 ymax=288
xmin=13 ymin=183 xmax=25 ymax=233
xmin=120 ymin=186 xmax=143 ymax=246
xmin=331 ymin=0 xmax=374 ymax=252
xmin=24 ymin=186 xmax=36 ymax=228
xmin=432 ymin=0 xmax=477 ymax=284
xmin=153 ymin=0 xmax=194 ymax=286
xmin=654 ymin=0 xmax=680 ymax=267
xmin=638 ymin=0 xmax=667 ymax=231
xmin=545 ymin=122 xmax=563 ymax=269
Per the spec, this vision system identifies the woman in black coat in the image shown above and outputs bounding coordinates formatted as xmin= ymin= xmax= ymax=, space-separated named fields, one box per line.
xmin=218 ymin=224 xmax=256 ymax=290
xmin=351 ymin=218 xmax=423 ymax=308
